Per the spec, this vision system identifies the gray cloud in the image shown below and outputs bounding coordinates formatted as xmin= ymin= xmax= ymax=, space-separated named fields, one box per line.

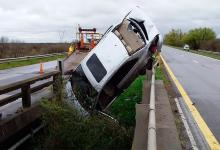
xmin=0 ymin=0 xmax=220 ymax=42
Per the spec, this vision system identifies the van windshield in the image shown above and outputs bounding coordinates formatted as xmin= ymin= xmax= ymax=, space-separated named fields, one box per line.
xmin=114 ymin=19 xmax=145 ymax=55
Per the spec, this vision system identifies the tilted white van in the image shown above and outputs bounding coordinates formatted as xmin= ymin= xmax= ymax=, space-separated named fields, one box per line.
xmin=71 ymin=8 xmax=163 ymax=112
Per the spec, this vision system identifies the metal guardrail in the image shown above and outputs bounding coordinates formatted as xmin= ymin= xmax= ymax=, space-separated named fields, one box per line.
xmin=0 ymin=52 xmax=66 ymax=64
xmin=147 ymin=66 xmax=156 ymax=150
xmin=132 ymin=65 xmax=157 ymax=150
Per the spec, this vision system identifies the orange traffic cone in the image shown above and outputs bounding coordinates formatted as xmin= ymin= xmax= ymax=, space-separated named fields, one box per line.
xmin=39 ymin=63 xmax=44 ymax=74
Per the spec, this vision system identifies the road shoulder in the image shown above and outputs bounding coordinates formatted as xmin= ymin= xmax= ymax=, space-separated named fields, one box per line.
xmin=155 ymin=80 xmax=182 ymax=150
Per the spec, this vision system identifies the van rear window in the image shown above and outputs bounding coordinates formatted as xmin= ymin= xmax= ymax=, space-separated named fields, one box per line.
xmin=86 ymin=54 xmax=107 ymax=82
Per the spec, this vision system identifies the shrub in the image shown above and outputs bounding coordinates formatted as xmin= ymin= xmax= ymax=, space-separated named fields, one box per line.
xmin=35 ymin=100 xmax=132 ymax=150
xmin=164 ymin=29 xmax=184 ymax=47
xmin=182 ymin=27 xmax=216 ymax=50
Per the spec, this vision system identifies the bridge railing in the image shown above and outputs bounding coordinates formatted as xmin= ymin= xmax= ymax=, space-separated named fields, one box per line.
xmin=0 ymin=70 xmax=60 ymax=108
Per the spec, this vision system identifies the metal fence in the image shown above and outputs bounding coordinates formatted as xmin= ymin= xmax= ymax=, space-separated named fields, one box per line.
xmin=0 ymin=52 xmax=66 ymax=64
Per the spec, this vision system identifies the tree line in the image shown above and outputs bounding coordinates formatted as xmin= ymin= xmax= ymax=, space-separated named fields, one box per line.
xmin=164 ymin=28 xmax=220 ymax=51
xmin=0 ymin=36 xmax=69 ymax=58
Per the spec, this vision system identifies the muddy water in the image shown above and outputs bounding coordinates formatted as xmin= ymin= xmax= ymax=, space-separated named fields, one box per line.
xmin=64 ymin=80 xmax=89 ymax=115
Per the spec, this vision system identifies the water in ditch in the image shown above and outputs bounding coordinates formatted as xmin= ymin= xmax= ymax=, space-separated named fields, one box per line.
xmin=64 ymin=79 xmax=88 ymax=116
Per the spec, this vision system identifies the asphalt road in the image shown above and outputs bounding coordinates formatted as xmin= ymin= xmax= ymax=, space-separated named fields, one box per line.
xmin=161 ymin=46 xmax=220 ymax=142
xmin=0 ymin=61 xmax=57 ymax=81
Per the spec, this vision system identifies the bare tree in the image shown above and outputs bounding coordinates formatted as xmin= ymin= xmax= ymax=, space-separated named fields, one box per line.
xmin=0 ymin=36 xmax=9 ymax=57
xmin=10 ymin=39 xmax=25 ymax=43
xmin=0 ymin=36 xmax=9 ymax=43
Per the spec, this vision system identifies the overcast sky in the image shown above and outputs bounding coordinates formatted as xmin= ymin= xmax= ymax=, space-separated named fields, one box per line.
xmin=0 ymin=0 xmax=220 ymax=43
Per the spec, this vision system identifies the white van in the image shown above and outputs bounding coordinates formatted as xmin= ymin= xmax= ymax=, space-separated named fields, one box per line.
xmin=184 ymin=44 xmax=190 ymax=50
xmin=71 ymin=8 xmax=163 ymax=111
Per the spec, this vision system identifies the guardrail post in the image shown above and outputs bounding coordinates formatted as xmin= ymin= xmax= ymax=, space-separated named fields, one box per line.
xmin=53 ymin=74 xmax=63 ymax=101
xmin=146 ymin=70 xmax=152 ymax=82
xmin=21 ymin=84 xmax=31 ymax=108
xmin=57 ymin=60 xmax=64 ymax=75
xmin=53 ymin=75 xmax=58 ymax=93
xmin=143 ymin=70 xmax=152 ymax=104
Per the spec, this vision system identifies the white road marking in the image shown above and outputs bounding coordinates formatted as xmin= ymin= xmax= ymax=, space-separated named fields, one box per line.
xmin=175 ymin=98 xmax=198 ymax=150
xmin=193 ymin=60 xmax=199 ymax=64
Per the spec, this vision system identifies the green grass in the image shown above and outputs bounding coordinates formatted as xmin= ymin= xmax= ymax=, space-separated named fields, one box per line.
xmin=28 ymin=100 xmax=132 ymax=150
xmin=155 ymin=65 xmax=169 ymax=85
xmin=168 ymin=45 xmax=220 ymax=60
xmin=0 ymin=54 xmax=65 ymax=70
xmin=188 ymin=49 xmax=220 ymax=60
xmin=109 ymin=67 xmax=167 ymax=129
xmin=109 ymin=76 xmax=145 ymax=128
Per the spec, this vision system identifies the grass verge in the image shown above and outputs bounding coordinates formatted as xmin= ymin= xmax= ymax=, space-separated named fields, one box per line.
xmin=109 ymin=65 xmax=168 ymax=129
xmin=29 ymin=100 xmax=132 ymax=150
xmin=188 ymin=49 xmax=220 ymax=60
xmin=155 ymin=65 xmax=169 ymax=85
xmin=0 ymin=54 xmax=65 ymax=70
xmin=109 ymin=76 xmax=145 ymax=128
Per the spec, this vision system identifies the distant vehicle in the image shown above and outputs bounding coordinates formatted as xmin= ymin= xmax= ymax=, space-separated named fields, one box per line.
xmin=70 ymin=8 xmax=163 ymax=112
xmin=184 ymin=44 xmax=190 ymax=50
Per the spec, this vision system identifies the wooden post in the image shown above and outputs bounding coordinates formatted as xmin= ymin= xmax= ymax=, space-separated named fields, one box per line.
xmin=21 ymin=84 xmax=31 ymax=108
xmin=53 ymin=74 xmax=63 ymax=101
xmin=57 ymin=60 xmax=64 ymax=75
xmin=53 ymin=75 xmax=59 ymax=93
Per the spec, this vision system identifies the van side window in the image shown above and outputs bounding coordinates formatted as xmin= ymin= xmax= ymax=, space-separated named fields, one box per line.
xmin=86 ymin=54 xmax=107 ymax=82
